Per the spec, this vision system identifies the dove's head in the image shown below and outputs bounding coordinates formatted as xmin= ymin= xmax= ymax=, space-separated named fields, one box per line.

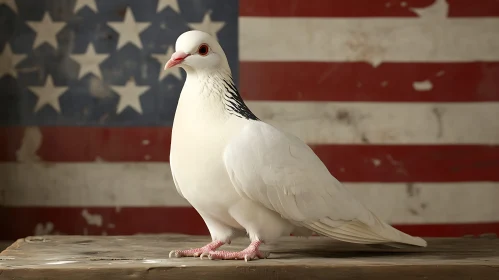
xmin=164 ymin=30 xmax=230 ymax=73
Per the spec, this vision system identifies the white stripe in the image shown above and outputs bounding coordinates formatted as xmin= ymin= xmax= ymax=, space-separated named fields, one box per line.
xmin=246 ymin=101 xmax=499 ymax=144
xmin=350 ymin=182 xmax=499 ymax=224
xmin=239 ymin=17 xmax=499 ymax=65
xmin=2 ymin=163 xmax=498 ymax=224
xmin=0 ymin=163 xmax=187 ymax=207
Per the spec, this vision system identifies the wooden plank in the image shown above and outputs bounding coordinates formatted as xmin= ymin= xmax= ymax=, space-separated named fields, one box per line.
xmin=0 ymin=234 xmax=498 ymax=279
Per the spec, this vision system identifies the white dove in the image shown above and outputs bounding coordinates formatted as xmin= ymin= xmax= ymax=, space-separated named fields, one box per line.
xmin=165 ymin=30 xmax=427 ymax=261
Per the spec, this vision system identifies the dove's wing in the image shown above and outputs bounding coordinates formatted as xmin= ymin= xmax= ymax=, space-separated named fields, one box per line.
xmin=223 ymin=121 xmax=427 ymax=247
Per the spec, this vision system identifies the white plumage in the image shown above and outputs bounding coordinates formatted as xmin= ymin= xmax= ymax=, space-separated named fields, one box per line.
xmin=166 ymin=30 xmax=427 ymax=261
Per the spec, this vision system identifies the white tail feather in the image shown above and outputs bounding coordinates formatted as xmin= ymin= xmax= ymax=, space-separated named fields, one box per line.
xmin=304 ymin=211 xmax=427 ymax=248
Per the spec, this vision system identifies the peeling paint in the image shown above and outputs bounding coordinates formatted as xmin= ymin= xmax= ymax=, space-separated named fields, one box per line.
xmin=436 ymin=70 xmax=445 ymax=77
xmin=89 ymin=76 xmax=112 ymax=99
xmin=408 ymin=208 xmax=419 ymax=215
xmin=95 ymin=156 xmax=106 ymax=162
xmin=413 ymin=80 xmax=433 ymax=91
xmin=346 ymin=31 xmax=386 ymax=67
xmin=386 ymin=155 xmax=408 ymax=175
xmin=360 ymin=133 xmax=370 ymax=143
xmin=16 ymin=127 xmax=42 ymax=163
xmin=380 ymin=81 xmax=388 ymax=87
xmin=371 ymin=158 xmax=382 ymax=167
xmin=411 ymin=0 xmax=448 ymax=19
xmin=142 ymin=139 xmax=150 ymax=145
xmin=34 ymin=222 xmax=54 ymax=235
xmin=81 ymin=209 xmax=103 ymax=227
xmin=404 ymin=183 xmax=430 ymax=219
xmin=432 ymin=107 xmax=444 ymax=138
xmin=336 ymin=110 xmax=353 ymax=125
xmin=400 ymin=1 xmax=408 ymax=7
xmin=144 ymin=154 xmax=152 ymax=160
xmin=406 ymin=183 xmax=420 ymax=197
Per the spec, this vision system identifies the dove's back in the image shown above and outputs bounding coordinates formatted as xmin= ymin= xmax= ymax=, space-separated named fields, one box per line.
xmin=223 ymin=121 xmax=427 ymax=248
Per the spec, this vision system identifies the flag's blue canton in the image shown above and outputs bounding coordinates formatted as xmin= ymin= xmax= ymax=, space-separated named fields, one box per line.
xmin=0 ymin=0 xmax=238 ymax=126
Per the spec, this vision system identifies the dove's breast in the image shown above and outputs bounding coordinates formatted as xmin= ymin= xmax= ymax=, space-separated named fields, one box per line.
xmin=169 ymin=96 xmax=248 ymax=229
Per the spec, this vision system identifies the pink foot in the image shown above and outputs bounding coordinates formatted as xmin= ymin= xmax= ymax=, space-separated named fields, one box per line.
xmin=202 ymin=241 xmax=270 ymax=262
xmin=169 ymin=240 xmax=225 ymax=258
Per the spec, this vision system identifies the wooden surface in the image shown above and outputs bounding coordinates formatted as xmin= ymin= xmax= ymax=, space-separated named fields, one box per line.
xmin=1 ymin=234 xmax=499 ymax=280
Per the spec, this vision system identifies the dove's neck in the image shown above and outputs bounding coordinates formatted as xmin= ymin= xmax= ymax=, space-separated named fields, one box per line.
xmin=181 ymin=68 xmax=259 ymax=121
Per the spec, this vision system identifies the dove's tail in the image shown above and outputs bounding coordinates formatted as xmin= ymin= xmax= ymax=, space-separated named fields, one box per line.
xmin=304 ymin=210 xmax=427 ymax=248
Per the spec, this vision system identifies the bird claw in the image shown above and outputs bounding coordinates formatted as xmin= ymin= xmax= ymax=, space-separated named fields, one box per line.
xmin=203 ymin=249 xmax=270 ymax=261
xmin=192 ymin=251 xmax=201 ymax=257
xmin=170 ymin=241 xmax=269 ymax=261
xmin=168 ymin=241 xmax=225 ymax=259
xmin=169 ymin=249 xmax=209 ymax=258
xmin=199 ymin=252 xmax=210 ymax=260
xmin=169 ymin=250 xmax=181 ymax=258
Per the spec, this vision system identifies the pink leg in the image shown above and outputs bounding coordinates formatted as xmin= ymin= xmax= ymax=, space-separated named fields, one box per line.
xmin=203 ymin=240 xmax=270 ymax=262
xmin=169 ymin=240 xmax=225 ymax=258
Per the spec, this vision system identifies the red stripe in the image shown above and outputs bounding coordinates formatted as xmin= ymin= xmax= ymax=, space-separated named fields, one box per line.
xmin=1 ymin=207 xmax=497 ymax=240
xmin=310 ymin=144 xmax=499 ymax=182
xmin=240 ymin=0 xmax=499 ymax=17
xmin=393 ymin=223 xmax=499 ymax=238
xmin=0 ymin=126 xmax=172 ymax=162
xmin=1 ymin=127 xmax=498 ymax=182
xmin=240 ymin=62 xmax=499 ymax=102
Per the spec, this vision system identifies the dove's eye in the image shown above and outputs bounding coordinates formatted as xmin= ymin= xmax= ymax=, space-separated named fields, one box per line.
xmin=198 ymin=44 xmax=209 ymax=56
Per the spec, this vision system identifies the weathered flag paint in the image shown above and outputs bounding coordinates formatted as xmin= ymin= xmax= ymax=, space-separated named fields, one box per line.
xmin=1 ymin=0 xmax=498 ymax=239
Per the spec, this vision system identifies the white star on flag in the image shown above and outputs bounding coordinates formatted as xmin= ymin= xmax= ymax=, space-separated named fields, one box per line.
xmin=157 ymin=0 xmax=180 ymax=13
xmin=188 ymin=11 xmax=225 ymax=41
xmin=0 ymin=0 xmax=18 ymax=14
xmin=0 ymin=44 xmax=26 ymax=78
xmin=29 ymin=75 xmax=68 ymax=113
xmin=108 ymin=7 xmax=151 ymax=49
xmin=152 ymin=46 xmax=183 ymax=80
xmin=111 ymin=79 xmax=149 ymax=114
xmin=71 ymin=43 xmax=108 ymax=79
xmin=26 ymin=12 xmax=66 ymax=49
xmin=73 ymin=0 xmax=98 ymax=13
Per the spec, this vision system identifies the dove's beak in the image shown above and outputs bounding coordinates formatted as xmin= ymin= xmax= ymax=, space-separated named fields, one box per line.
xmin=164 ymin=52 xmax=190 ymax=69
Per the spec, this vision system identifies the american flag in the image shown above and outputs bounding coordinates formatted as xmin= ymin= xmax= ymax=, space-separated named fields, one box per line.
xmin=1 ymin=0 xmax=498 ymax=240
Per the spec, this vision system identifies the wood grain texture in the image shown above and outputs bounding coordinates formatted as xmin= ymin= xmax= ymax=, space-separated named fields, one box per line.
xmin=0 ymin=234 xmax=498 ymax=279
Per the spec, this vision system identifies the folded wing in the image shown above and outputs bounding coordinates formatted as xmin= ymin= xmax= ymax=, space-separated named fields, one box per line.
xmin=223 ymin=121 xmax=427 ymax=247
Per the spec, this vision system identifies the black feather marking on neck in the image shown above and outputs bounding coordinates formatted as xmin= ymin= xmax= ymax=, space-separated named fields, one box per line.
xmin=222 ymin=78 xmax=259 ymax=121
